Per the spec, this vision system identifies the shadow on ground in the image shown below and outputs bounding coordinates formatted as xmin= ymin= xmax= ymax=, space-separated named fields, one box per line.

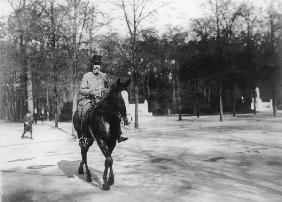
xmin=57 ymin=160 xmax=103 ymax=189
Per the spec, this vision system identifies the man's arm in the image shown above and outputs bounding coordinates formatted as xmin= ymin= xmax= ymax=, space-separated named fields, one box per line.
xmin=23 ymin=115 xmax=28 ymax=123
xmin=79 ymin=73 xmax=91 ymax=96
xmin=102 ymin=73 xmax=111 ymax=88
xmin=23 ymin=114 xmax=32 ymax=125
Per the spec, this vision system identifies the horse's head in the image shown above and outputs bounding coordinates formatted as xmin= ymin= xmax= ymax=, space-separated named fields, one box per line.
xmin=100 ymin=78 xmax=131 ymax=117
xmin=111 ymin=78 xmax=131 ymax=92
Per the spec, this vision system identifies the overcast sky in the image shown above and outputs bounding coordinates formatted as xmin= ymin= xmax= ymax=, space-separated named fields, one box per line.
xmin=0 ymin=0 xmax=278 ymax=34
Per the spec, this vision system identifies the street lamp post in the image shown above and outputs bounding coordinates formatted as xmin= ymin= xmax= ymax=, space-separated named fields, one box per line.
xmin=168 ymin=70 xmax=172 ymax=116
xmin=169 ymin=60 xmax=176 ymax=107
xmin=171 ymin=60 xmax=182 ymax=121
xmin=176 ymin=62 xmax=182 ymax=121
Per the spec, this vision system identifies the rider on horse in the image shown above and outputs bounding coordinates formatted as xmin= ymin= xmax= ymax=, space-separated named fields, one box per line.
xmin=78 ymin=54 xmax=128 ymax=143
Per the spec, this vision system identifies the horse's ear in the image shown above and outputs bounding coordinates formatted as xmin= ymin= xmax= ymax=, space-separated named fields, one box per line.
xmin=125 ymin=79 xmax=131 ymax=87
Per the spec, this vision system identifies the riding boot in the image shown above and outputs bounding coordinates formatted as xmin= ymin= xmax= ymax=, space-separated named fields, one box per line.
xmin=80 ymin=102 xmax=92 ymax=139
xmin=117 ymin=129 xmax=128 ymax=143
xmin=117 ymin=115 xmax=129 ymax=143
xmin=81 ymin=122 xmax=89 ymax=139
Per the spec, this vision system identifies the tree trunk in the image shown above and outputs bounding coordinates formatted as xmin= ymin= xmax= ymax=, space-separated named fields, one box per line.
xmin=134 ymin=84 xmax=139 ymax=128
xmin=208 ymin=87 xmax=211 ymax=108
xmin=146 ymin=76 xmax=150 ymax=98
xmin=71 ymin=85 xmax=78 ymax=111
xmin=219 ymin=83 xmax=223 ymax=122
xmin=272 ymin=85 xmax=277 ymax=117
xmin=11 ymin=82 xmax=15 ymax=121
xmin=273 ymin=98 xmax=277 ymax=117
xmin=27 ymin=63 xmax=34 ymax=118
xmin=195 ymin=81 xmax=200 ymax=118
xmin=193 ymin=82 xmax=199 ymax=118
xmin=4 ymin=83 xmax=8 ymax=120
xmin=270 ymin=6 xmax=277 ymax=117
xmin=71 ymin=79 xmax=78 ymax=137
xmin=196 ymin=101 xmax=200 ymax=119
xmin=51 ymin=1 xmax=58 ymax=127
xmin=178 ymin=82 xmax=182 ymax=121
xmin=46 ymin=88 xmax=50 ymax=121
xmin=71 ymin=0 xmax=79 ymax=134
xmin=193 ymin=83 xmax=196 ymax=116
xmin=132 ymin=28 xmax=139 ymax=129
xmin=54 ymin=84 xmax=59 ymax=127
xmin=172 ymin=77 xmax=176 ymax=107
xmin=253 ymin=96 xmax=256 ymax=115
xmin=177 ymin=64 xmax=182 ymax=121
xmin=232 ymin=84 xmax=236 ymax=117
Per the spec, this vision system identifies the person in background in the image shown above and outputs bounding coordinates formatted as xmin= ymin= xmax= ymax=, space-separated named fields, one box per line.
xmin=34 ymin=108 xmax=37 ymax=124
xmin=21 ymin=111 xmax=33 ymax=139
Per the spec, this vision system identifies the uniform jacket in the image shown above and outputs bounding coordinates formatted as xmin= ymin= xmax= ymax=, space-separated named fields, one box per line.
xmin=79 ymin=71 xmax=109 ymax=99
xmin=23 ymin=113 xmax=32 ymax=126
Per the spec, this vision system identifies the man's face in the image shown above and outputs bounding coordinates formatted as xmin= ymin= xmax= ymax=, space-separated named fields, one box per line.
xmin=92 ymin=64 xmax=101 ymax=74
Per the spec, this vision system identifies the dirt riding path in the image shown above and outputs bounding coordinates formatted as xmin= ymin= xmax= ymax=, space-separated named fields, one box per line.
xmin=1 ymin=114 xmax=282 ymax=202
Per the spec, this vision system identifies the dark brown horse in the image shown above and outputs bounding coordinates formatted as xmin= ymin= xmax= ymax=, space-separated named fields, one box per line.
xmin=73 ymin=78 xmax=131 ymax=190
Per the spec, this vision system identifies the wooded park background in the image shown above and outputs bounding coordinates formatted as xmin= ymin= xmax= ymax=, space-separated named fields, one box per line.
xmin=0 ymin=0 xmax=281 ymax=128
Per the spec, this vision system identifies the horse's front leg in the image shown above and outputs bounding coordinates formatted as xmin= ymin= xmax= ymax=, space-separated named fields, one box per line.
xmin=108 ymin=145 xmax=116 ymax=186
xmin=84 ymin=146 xmax=92 ymax=182
xmin=97 ymin=139 xmax=112 ymax=190
xmin=80 ymin=146 xmax=92 ymax=182
xmin=108 ymin=163 xmax=114 ymax=186
xmin=78 ymin=152 xmax=84 ymax=174
xmin=78 ymin=138 xmax=85 ymax=174
xmin=78 ymin=138 xmax=92 ymax=182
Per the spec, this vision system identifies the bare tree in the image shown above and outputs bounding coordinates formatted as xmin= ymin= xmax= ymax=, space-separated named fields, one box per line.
xmin=116 ymin=0 xmax=166 ymax=128
xmin=267 ymin=1 xmax=282 ymax=117
xmin=238 ymin=2 xmax=258 ymax=115
xmin=207 ymin=0 xmax=241 ymax=121
xmin=8 ymin=0 xmax=40 ymax=120
xmin=53 ymin=0 xmax=110 ymax=133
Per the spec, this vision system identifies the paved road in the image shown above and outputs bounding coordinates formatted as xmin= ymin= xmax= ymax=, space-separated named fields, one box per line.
xmin=1 ymin=114 xmax=282 ymax=202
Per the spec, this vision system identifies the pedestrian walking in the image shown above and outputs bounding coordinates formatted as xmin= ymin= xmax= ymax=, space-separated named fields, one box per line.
xmin=21 ymin=111 xmax=33 ymax=139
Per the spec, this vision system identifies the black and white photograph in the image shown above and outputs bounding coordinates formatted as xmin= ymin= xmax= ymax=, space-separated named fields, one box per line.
xmin=0 ymin=0 xmax=282 ymax=201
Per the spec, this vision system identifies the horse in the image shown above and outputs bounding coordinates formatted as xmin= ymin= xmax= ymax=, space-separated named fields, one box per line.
xmin=73 ymin=78 xmax=131 ymax=190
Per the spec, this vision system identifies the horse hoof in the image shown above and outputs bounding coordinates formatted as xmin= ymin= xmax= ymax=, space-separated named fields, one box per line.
xmin=87 ymin=177 xmax=92 ymax=182
xmin=78 ymin=168 xmax=84 ymax=175
xmin=108 ymin=177 xmax=114 ymax=186
xmin=102 ymin=183 xmax=110 ymax=191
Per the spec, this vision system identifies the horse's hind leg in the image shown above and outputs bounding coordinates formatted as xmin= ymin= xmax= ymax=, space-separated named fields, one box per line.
xmin=78 ymin=137 xmax=93 ymax=182
xmin=84 ymin=146 xmax=92 ymax=182
xmin=97 ymin=139 xmax=113 ymax=190
xmin=78 ymin=145 xmax=92 ymax=182
xmin=78 ymin=146 xmax=85 ymax=175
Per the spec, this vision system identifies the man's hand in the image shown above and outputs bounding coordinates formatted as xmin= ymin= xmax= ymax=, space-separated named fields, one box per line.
xmin=123 ymin=116 xmax=130 ymax=126
xmin=89 ymin=89 xmax=97 ymax=96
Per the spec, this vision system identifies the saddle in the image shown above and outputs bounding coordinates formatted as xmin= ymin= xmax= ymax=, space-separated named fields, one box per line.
xmin=77 ymin=97 xmax=109 ymax=140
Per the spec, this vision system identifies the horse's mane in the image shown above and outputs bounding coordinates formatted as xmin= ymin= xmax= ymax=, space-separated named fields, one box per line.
xmin=91 ymin=83 xmax=120 ymax=116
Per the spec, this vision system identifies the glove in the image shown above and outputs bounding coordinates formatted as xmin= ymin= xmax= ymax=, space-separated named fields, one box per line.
xmin=89 ymin=90 xmax=102 ymax=101
xmin=123 ymin=116 xmax=130 ymax=126
xmin=89 ymin=89 xmax=97 ymax=97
